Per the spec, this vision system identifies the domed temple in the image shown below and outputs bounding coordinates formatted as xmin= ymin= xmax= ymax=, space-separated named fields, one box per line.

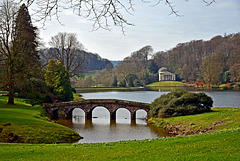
xmin=158 ymin=67 xmax=176 ymax=81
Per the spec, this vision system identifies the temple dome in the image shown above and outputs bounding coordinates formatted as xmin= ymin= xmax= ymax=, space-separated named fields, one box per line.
xmin=158 ymin=67 xmax=168 ymax=72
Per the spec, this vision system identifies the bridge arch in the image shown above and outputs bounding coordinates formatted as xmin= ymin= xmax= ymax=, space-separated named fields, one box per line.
xmin=115 ymin=108 xmax=131 ymax=120
xmin=91 ymin=106 xmax=110 ymax=119
xmin=72 ymin=108 xmax=85 ymax=118
xmin=43 ymin=99 xmax=150 ymax=120
xmin=135 ymin=109 xmax=148 ymax=119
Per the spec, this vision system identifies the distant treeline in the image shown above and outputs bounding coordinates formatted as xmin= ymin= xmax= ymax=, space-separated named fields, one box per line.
xmin=152 ymin=33 xmax=240 ymax=84
xmin=74 ymin=33 xmax=240 ymax=87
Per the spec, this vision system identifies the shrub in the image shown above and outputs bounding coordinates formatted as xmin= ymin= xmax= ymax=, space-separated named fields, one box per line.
xmin=45 ymin=60 xmax=73 ymax=102
xmin=149 ymin=91 xmax=213 ymax=118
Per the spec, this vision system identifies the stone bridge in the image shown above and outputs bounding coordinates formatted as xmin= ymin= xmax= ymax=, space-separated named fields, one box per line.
xmin=43 ymin=99 xmax=150 ymax=120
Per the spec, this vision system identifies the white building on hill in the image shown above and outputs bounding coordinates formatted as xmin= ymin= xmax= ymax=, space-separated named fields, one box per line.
xmin=158 ymin=67 xmax=176 ymax=81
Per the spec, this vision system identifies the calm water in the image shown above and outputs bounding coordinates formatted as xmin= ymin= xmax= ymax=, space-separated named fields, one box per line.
xmin=57 ymin=90 xmax=240 ymax=143
xmin=81 ymin=90 xmax=240 ymax=107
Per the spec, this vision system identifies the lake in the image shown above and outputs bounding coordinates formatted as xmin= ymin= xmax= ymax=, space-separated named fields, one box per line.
xmin=57 ymin=89 xmax=240 ymax=143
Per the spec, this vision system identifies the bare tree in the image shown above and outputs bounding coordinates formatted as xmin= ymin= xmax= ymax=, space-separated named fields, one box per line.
xmin=129 ymin=45 xmax=153 ymax=72
xmin=47 ymin=32 xmax=85 ymax=76
xmin=200 ymin=53 xmax=224 ymax=86
xmin=0 ymin=0 xmax=18 ymax=104
xmin=18 ymin=0 xmax=216 ymax=31
xmin=114 ymin=61 xmax=137 ymax=84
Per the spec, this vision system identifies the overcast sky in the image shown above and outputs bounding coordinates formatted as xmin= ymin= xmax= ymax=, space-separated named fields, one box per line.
xmin=32 ymin=0 xmax=240 ymax=60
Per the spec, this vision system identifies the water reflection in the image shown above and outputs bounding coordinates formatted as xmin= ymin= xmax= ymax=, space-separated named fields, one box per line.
xmin=57 ymin=106 xmax=169 ymax=143
xmin=57 ymin=90 xmax=240 ymax=143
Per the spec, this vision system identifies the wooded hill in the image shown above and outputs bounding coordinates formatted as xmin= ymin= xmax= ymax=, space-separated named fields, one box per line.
xmin=39 ymin=48 xmax=113 ymax=73
xmin=152 ymin=33 xmax=240 ymax=84
xmin=74 ymin=33 xmax=240 ymax=88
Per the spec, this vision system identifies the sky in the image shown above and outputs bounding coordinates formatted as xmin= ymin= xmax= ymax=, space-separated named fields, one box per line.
xmin=31 ymin=0 xmax=240 ymax=60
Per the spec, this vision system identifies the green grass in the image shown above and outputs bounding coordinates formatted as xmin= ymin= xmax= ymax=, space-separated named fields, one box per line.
xmin=75 ymin=87 xmax=145 ymax=92
xmin=0 ymin=91 xmax=8 ymax=94
xmin=73 ymin=72 xmax=96 ymax=81
xmin=0 ymin=96 xmax=81 ymax=143
xmin=148 ymin=81 xmax=184 ymax=87
xmin=148 ymin=108 xmax=240 ymax=134
xmin=0 ymin=129 xmax=239 ymax=160
xmin=73 ymin=93 xmax=84 ymax=101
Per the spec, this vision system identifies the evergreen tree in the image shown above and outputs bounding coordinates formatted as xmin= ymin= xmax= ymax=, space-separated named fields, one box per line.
xmin=45 ymin=60 xmax=73 ymax=102
xmin=13 ymin=4 xmax=43 ymax=98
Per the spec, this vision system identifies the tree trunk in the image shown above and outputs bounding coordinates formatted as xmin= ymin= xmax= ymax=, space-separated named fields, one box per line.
xmin=7 ymin=81 xmax=14 ymax=105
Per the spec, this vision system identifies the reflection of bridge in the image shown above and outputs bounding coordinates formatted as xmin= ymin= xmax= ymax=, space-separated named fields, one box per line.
xmin=43 ymin=99 xmax=150 ymax=120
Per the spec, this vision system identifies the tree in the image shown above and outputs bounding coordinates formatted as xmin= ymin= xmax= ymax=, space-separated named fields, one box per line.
xmin=47 ymin=32 xmax=85 ymax=76
xmin=200 ymin=53 xmax=224 ymax=86
xmin=112 ymin=76 xmax=118 ymax=87
xmin=114 ymin=61 xmax=137 ymax=84
xmin=148 ymin=60 xmax=159 ymax=74
xmin=229 ymin=64 xmax=240 ymax=82
xmin=45 ymin=59 xmax=73 ymax=102
xmin=0 ymin=0 xmax=18 ymax=104
xmin=94 ymin=69 xmax=113 ymax=86
xmin=17 ymin=0 xmax=216 ymax=31
xmin=126 ymin=45 xmax=153 ymax=73
xmin=126 ymin=74 xmax=138 ymax=87
xmin=13 ymin=3 xmax=43 ymax=98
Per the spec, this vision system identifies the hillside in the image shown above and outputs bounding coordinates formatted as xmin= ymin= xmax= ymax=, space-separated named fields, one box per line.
xmin=39 ymin=48 xmax=113 ymax=73
xmin=152 ymin=33 xmax=240 ymax=83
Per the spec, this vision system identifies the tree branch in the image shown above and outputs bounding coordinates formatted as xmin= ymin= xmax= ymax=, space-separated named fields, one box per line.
xmin=18 ymin=0 xmax=216 ymax=32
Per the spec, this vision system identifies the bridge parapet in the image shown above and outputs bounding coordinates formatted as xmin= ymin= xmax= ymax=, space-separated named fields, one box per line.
xmin=43 ymin=99 xmax=150 ymax=120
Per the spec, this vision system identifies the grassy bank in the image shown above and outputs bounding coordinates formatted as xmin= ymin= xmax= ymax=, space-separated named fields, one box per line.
xmin=0 ymin=96 xmax=81 ymax=143
xmin=75 ymin=87 xmax=145 ymax=93
xmin=148 ymin=81 xmax=184 ymax=87
xmin=148 ymin=108 xmax=240 ymax=136
xmin=0 ymin=129 xmax=239 ymax=160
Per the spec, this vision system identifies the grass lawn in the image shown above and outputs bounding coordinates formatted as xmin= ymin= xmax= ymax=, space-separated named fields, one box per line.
xmin=0 ymin=91 xmax=8 ymax=94
xmin=0 ymin=129 xmax=239 ymax=160
xmin=148 ymin=81 xmax=184 ymax=87
xmin=0 ymin=96 xmax=81 ymax=144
